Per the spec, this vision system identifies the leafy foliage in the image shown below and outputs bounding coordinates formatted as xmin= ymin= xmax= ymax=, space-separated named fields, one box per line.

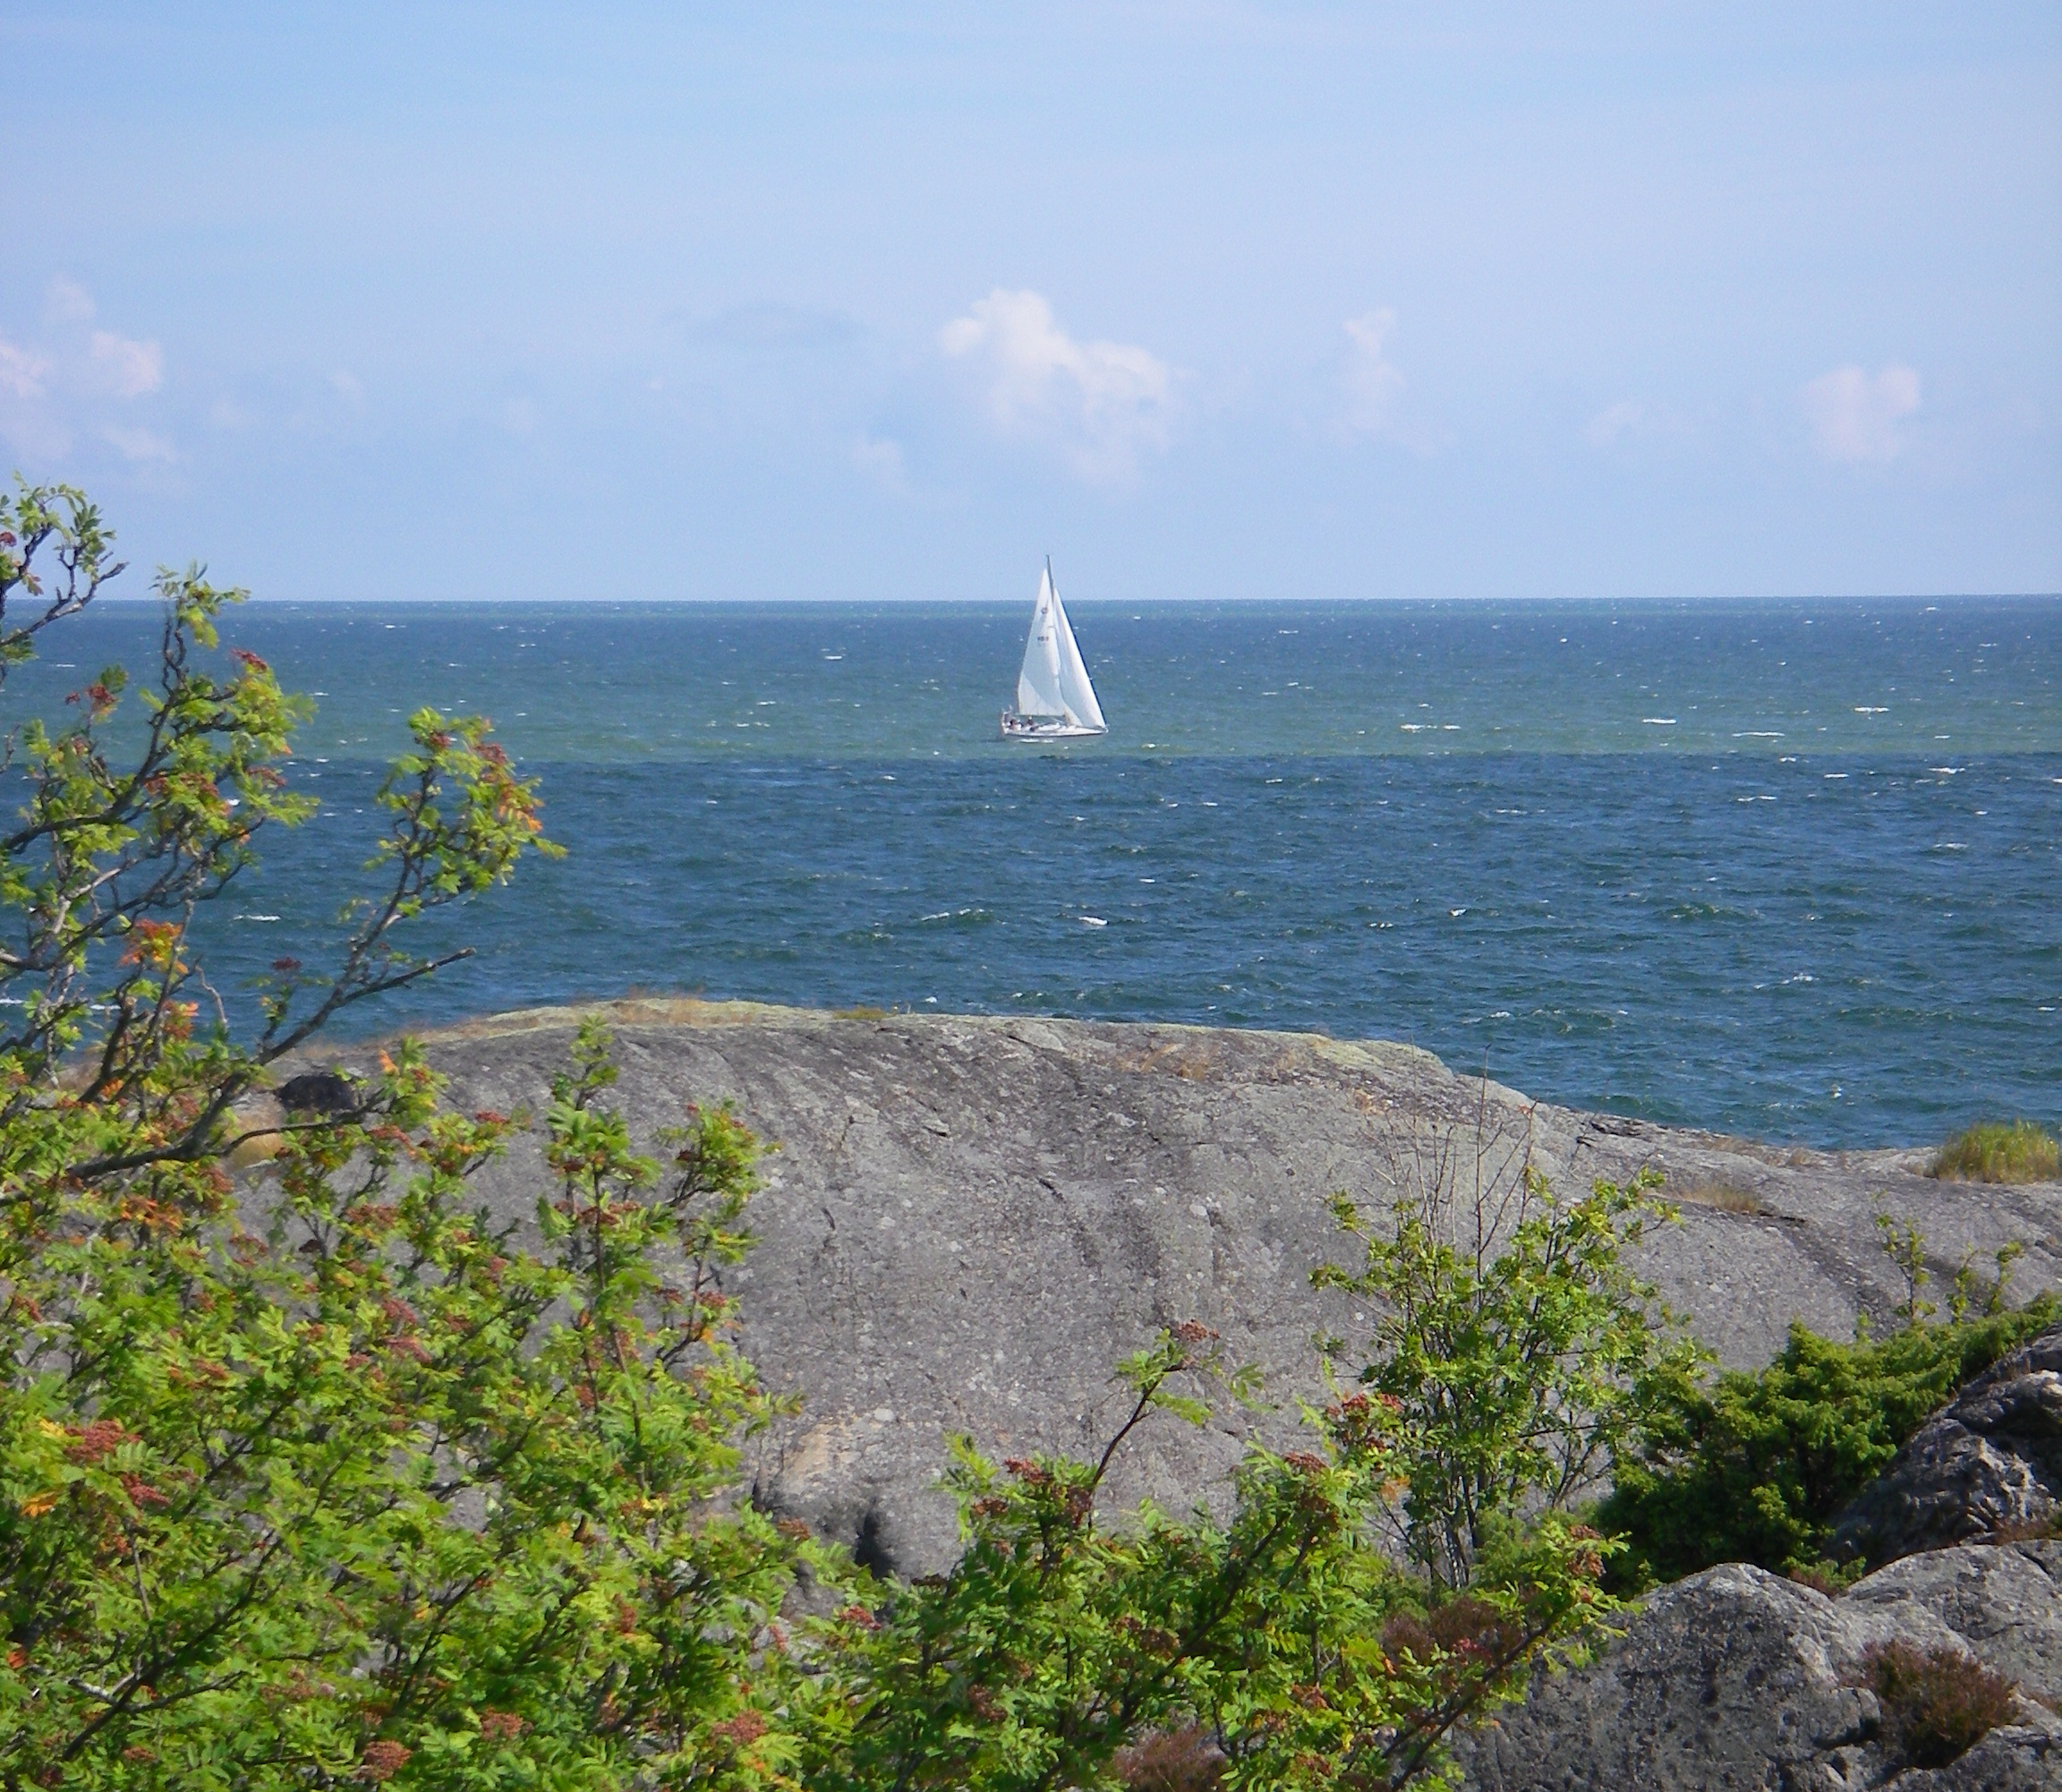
xmin=0 ymin=483 xmax=802 ymax=1788
xmin=0 ymin=482 xmax=124 ymax=684
xmin=1313 ymin=1165 xmax=1703 ymax=1591
xmin=3 ymin=1027 xmax=807 ymax=1788
xmin=798 ymin=1329 xmax=1620 ymax=1792
xmin=1596 ymin=1300 xmax=2058 ymax=1585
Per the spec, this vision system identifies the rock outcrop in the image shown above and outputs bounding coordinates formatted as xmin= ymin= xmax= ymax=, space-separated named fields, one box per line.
xmin=1457 ymin=1544 xmax=2062 ymax=1790
xmin=1842 ymin=1542 xmax=2062 ymax=1709
xmin=1829 ymin=1327 xmax=2062 ymax=1567
xmin=288 ymin=999 xmax=2062 ymax=1576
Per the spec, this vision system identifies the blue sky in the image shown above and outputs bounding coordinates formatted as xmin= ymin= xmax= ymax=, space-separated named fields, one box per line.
xmin=3 ymin=4 xmax=2058 ymax=600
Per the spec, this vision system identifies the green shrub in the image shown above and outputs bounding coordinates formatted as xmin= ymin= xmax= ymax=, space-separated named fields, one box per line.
xmin=1597 ymin=1301 xmax=2059 ymax=1586
xmin=1931 ymin=1119 xmax=2060 ymax=1183
xmin=797 ymin=1329 xmax=1625 ymax=1792
xmin=1 ymin=491 xmax=786 ymax=1788
xmin=1314 ymin=1164 xmax=1705 ymax=1590
xmin=1785 ymin=1559 xmax=1866 ymax=1598
xmin=1858 ymin=1640 xmax=2019 ymax=1770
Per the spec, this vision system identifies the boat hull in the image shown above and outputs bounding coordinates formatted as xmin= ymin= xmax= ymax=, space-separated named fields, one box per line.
xmin=1000 ymin=711 xmax=1105 ymax=741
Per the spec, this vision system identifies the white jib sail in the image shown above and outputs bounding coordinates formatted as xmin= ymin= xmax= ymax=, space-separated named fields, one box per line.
xmin=1049 ymin=576 xmax=1105 ymax=732
xmin=1016 ymin=567 xmax=1071 ymax=720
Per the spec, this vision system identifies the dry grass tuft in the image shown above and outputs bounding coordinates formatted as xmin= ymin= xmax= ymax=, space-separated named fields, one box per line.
xmin=1931 ymin=1120 xmax=2060 ymax=1185
xmin=1671 ymin=1181 xmax=1768 ymax=1216
xmin=1113 ymin=1724 xmax=1224 ymax=1791
xmin=1855 ymin=1640 xmax=2019 ymax=1770
xmin=832 ymin=1005 xmax=890 ymax=1021
xmin=1979 ymin=1514 xmax=2062 ymax=1546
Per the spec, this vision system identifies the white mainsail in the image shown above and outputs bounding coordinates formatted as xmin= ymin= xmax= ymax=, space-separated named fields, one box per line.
xmin=1003 ymin=560 xmax=1106 ymax=738
xmin=1016 ymin=567 xmax=1069 ymax=720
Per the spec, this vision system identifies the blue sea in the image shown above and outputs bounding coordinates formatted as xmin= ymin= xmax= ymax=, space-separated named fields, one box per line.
xmin=14 ymin=597 xmax=2059 ymax=1148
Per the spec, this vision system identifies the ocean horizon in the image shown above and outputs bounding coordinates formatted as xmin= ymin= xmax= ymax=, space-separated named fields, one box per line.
xmin=13 ymin=594 xmax=2058 ymax=1148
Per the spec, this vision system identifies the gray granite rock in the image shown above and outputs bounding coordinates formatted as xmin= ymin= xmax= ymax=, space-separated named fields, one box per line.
xmin=1456 ymin=1552 xmax=2062 ymax=1790
xmin=1840 ymin=1542 xmax=2062 ymax=1706
xmin=1829 ymin=1329 xmax=2062 ymax=1568
xmin=276 ymin=999 xmax=2062 ymax=1577
xmin=1458 ymin=1565 xmax=1885 ymax=1789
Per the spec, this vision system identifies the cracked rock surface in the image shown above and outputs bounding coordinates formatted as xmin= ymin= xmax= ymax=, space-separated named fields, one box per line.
xmin=1455 ymin=1545 xmax=2062 ymax=1790
xmin=293 ymin=998 xmax=2062 ymax=1577
xmin=1830 ymin=1327 xmax=2062 ymax=1568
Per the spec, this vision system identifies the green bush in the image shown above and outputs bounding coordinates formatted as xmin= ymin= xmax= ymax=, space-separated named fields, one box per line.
xmin=0 ymin=486 xmax=840 ymax=1786
xmin=1931 ymin=1120 xmax=2060 ymax=1184
xmin=1314 ymin=1162 xmax=1705 ymax=1591
xmin=1596 ymin=1301 xmax=2058 ymax=1586
xmin=794 ymin=1329 xmax=1623 ymax=1792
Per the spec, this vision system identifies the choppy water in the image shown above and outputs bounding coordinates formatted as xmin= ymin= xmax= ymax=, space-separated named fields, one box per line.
xmin=12 ymin=597 xmax=2058 ymax=1146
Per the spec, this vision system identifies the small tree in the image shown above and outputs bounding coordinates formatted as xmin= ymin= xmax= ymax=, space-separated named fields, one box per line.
xmin=0 ymin=484 xmax=807 ymax=1788
xmin=1313 ymin=1133 xmax=1702 ymax=1591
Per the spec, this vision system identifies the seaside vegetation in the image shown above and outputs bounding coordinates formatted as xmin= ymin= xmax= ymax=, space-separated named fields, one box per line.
xmin=0 ymin=482 xmax=1627 ymax=1788
xmin=1930 ymin=1119 xmax=2060 ymax=1185
xmin=0 ymin=480 xmax=2049 ymax=1789
xmin=1596 ymin=1264 xmax=2054 ymax=1589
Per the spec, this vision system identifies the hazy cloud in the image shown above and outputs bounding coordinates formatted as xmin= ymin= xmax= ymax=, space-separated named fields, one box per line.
xmin=940 ymin=288 xmax=1176 ymax=482
xmin=1804 ymin=364 xmax=1920 ymax=463
xmin=90 ymin=330 xmax=164 ymax=397
xmin=850 ymin=435 xmax=909 ymax=495
xmin=103 ymin=423 xmax=176 ymax=462
xmin=1 ymin=283 xmax=168 ymax=461
xmin=0 ymin=337 xmax=49 ymax=400
xmin=1585 ymin=398 xmax=1646 ymax=447
xmin=45 ymin=277 xmax=95 ymax=323
xmin=1342 ymin=310 xmax=1406 ymax=435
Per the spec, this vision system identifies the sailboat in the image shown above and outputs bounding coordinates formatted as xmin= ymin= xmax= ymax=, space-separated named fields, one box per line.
xmin=1000 ymin=559 xmax=1107 ymax=741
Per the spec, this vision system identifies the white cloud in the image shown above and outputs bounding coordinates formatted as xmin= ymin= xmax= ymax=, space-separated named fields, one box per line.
xmin=0 ymin=337 xmax=49 ymax=400
xmin=0 ymin=284 xmax=169 ymax=461
xmin=940 ymin=288 xmax=1176 ymax=481
xmin=1585 ymin=398 xmax=1646 ymax=447
xmin=45 ymin=277 xmax=96 ymax=323
xmin=90 ymin=330 xmax=163 ymax=398
xmin=851 ymin=435 xmax=909 ymax=495
xmin=1803 ymin=364 xmax=1920 ymax=463
xmin=1342 ymin=309 xmax=1406 ymax=435
xmin=103 ymin=424 xmax=176 ymax=463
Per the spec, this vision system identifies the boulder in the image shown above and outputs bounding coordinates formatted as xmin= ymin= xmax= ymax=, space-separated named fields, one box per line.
xmin=1456 ymin=1549 xmax=2062 ymax=1789
xmin=1840 ymin=1541 xmax=2062 ymax=1706
xmin=1829 ymin=1327 xmax=2062 ymax=1567
xmin=284 ymin=1000 xmax=2062 ymax=1576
